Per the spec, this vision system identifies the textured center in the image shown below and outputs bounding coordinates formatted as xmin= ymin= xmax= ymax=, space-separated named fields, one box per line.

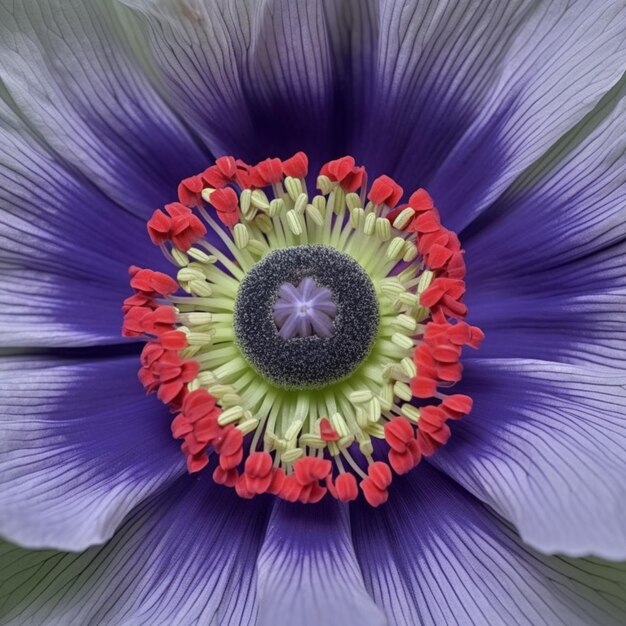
xmin=273 ymin=277 xmax=337 ymax=338
xmin=234 ymin=245 xmax=379 ymax=390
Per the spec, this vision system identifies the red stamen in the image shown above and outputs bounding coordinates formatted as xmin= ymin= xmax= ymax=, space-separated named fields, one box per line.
xmin=282 ymin=151 xmax=309 ymax=178
xmin=368 ymin=175 xmax=403 ymax=207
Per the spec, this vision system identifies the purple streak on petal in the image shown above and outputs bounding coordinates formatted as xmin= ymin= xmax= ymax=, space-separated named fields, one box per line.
xmin=0 ymin=0 xmax=209 ymax=217
xmin=430 ymin=358 xmax=626 ymax=559
xmin=123 ymin=0 xmax=343 ymax=168
xmin=459 ymin=83 xmax=626 ymax=368
xmin=256 ymin=499 xmax=386 ymax=626
xmin=465 ymin=241 xmax=626 ymax=370
xmin=0 ymin=100 xmax=174 ymax=346
xmin=0 ymin=477 xmax=271 ymax=624
xmin=0 ymin=355 xmax=183 ymax=551
xmin=424 ymin=2 xmax=626 ymax=231
xmin=274 ymin=278 xmax=336 ymax=339
xmin=351 ymin=465 xmax=626 ymax=626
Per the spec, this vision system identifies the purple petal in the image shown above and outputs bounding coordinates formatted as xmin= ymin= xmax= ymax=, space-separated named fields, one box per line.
xmin=426 ymin=2 xmax=626 ymax=230
xmin=351 ymin=465 xmax=626 ymax=625
xmin=0 ymin=101 xmax=172 ymax=346
xmin=0 ymin=355 xmax=182 ymax=551
xmin=256 ymin=499 xmax=386 ymax=626
xmin=431 ymin=358 xmax=626 ymax=558
xmin=462 ymin=82 xmax=626 ymax=369
xmin=466 ymin=241 xmax=626 ymax=370
xmin=0 ymin=478 xmax=270 ymax=624
xmin=464 ymin=78 xmax=626 ymax=273
xmin=0 ymin=0 xmax=207 ymax=215
xmin=122 ymin=0 xmax=340 ymax=165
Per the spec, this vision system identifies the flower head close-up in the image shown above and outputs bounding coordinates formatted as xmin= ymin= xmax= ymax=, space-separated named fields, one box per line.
xmin=1 ymin=1 xmax=626 ymax=625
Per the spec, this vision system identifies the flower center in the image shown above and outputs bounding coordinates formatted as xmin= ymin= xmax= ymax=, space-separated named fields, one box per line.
xmin=273 ymin=276 xmax=337 ymax=339
xmin=122 ymin=153 xmax=484 ymax=506
xmin=234 ymin=245 xmax=379 ymax=389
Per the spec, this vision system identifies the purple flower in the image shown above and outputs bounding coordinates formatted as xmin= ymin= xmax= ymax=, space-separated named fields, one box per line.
xmin=1 ymin=0 xmax=626 ymax=624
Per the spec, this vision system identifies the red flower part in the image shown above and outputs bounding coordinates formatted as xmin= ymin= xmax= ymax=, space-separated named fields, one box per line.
xmin=255 ymin=157 xmax=283 ymax=185
xmin=441 ymin=394 xmax=473 ymax=420
xmin=268 ymin=468 xmax=286 ymax=495
xmin=166 ymin=202 xmax=207 ymax=251
xmin=409 ymin=211 xmax=441 ymax=234
xmin=213 ymin=466 xmax=239 ymax=487
xmin=282 ymin=151 xmax=309 ymax=178
xmin=143 ymin=305 xmax=177 ymax=336
xmin=417 ymin=430 xmax=440 ymax=457
xmin=234 ymin=160 xmax=267 ymax=189
xmin=130 ymin=268 xmax=178 ymax=297
xmin=299 ymin=482 xmax=327 ymax=504
xmin=159 ymin=330 xmax=187 ymax=351
xmin=340 ymin=167 xmax=365 ymax=193
xmin=214 ymin=426 xmax=243 ymax=457
xmin=293 ymin=456 xmax=332 ymax=485
xmin=425 ymin=244 xmax=454 ymax=270
xmin=383 ymin=417 xmax=414 ymax=452
xmin=320 ymin=156 xmax=365 ymax=192
xmin=202 ymin=165 xmax=231 ymax=189
xmin=182 ymin=388 xmax=219 ymax=423
xmin=244 ymin=451 xmax=274 ymax=494
xmin=446 ymin=251 xmax=467 ymax=279
xmin=177 ymin=174 xmax=204 ymax=208
xmin=431 ymin=344 xmax=462 ymax=363
xmin=215 ymin=156 xmax=237 ymax=179
xmin=368 ymin=461 xmax=393 ymax=490
xmin=186 ymin=450 xmax=209 ymax=473
xmin=155 ymin=353 xmax=199 ymax=404
xmin=319 ymin=417 xmax=340 ymax=442
xmin=122 ymin=306 xmax=150 ymax=337
xmin=280 ymin=475 xmax=303 ymax=502
xmin=208 ymin=187 xmax=240 ymax=228
xmin=147 ymin=209 xmax=172 ymax=246
xmin=408 ymin=188 xmax=435 ymax=213
xmin=235 ymin=474 xmax=255 ymax=499
xmin=420 ymin=277 xmax=467 ymax=319
xmin=388 ymin=439 xmax=421 ymax=475
xmin=368 ymin=175 xmax=403 ymax=207
xmin=182 ymin=432 xmax=207 ymax=456
xmin=336 ymin=473 xmax=359 ymax=502
xmin=193 ymin=413 xmax=222 ymax=442
xmin=411 ymin=376 xmax=438 ymax=398
xmin=419 ymin=406 xmax=447 ymax=429
xmin=170 ymin=413 xmax=192 ymax=438
xmin=122 ymin=293 xmax=155 ymax=314
xmin=360 ymin=478 xmax=388 ymax=507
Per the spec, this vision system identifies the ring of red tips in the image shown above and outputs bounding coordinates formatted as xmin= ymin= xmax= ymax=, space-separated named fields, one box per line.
xmin=122 ymin=152 xmax=484 ymax=506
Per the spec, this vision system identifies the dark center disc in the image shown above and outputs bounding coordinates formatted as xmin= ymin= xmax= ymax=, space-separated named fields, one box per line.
xmin=233 ymin=245 xmax=379 ymax=390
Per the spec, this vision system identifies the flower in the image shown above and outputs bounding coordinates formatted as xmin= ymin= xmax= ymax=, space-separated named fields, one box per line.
xmin=1 ymin=0 xmax=626 ymax=624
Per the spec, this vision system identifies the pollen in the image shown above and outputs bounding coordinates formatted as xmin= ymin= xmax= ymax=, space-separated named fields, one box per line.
xmin=123 ymin=152 xmax=483 ymax=506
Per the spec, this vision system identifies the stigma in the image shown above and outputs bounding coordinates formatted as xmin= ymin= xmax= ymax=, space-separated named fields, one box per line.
xmin=122 ymin=152 xmax=483 ymax=506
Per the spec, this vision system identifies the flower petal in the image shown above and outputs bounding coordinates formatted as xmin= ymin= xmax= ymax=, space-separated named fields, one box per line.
xmin=466 ymin=242 xmax=626 ymax=370
xmin=256 ymin=499 xmax=386 ymax=626
xmin=461 ymin=80 xmax=626 ymax=369
xmin=431 ymin=358 xmax=626 ymax=558
xmin=426 ymin=1 xmax=626 ymax=229
xmin=0 ymin=0 xmax=207 ymax=214
xmin=351 ymin=465 xmax=626 ymax=626
xmin=464 ymin=76 xmax=626 ymax=272
xmin=0 ymin=355 xmax=182 ymax=551
xmin=122 ymin=0 xmax=342 ymax=165
xmin=0 ymin=101 xmax=166 ymax=346
xmin=0 ymin=478 xmax=270 ymax=624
